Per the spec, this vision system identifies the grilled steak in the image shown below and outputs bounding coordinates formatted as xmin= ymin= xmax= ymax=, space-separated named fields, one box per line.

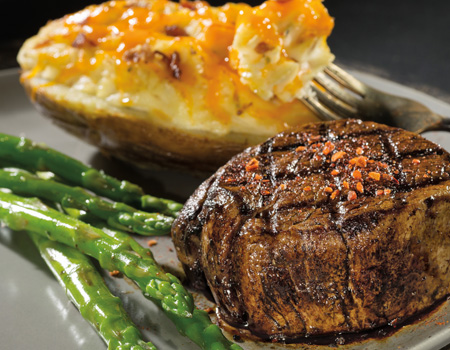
xmin=171 ymin=119 xmax=450 ymax=342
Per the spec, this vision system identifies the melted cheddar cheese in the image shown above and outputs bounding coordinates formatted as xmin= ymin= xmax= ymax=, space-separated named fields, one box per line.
xmin=18 ymin=0 xmax=334 ymax=137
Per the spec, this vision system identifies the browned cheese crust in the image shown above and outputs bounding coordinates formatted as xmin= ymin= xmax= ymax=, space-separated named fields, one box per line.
xmin=171 ymin=119 xmax=450 ymax=342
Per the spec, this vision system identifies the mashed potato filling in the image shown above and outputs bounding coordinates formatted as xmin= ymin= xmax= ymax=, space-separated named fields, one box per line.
xmin=18 ymin=0 xmax=334 ymax=137
xmin=230 ymin=0 xmax=334 ymax=102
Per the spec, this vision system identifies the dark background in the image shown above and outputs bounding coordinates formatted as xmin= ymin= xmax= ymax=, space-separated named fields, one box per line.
xmin=0 ymin=1 xmax=449 ymax=348
xmin=1 ymin=0 xmax=449 ymax=104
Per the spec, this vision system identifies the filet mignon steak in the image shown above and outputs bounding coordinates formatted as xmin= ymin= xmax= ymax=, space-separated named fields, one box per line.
xmin=171 ymin=119 xmax=450 ymax=342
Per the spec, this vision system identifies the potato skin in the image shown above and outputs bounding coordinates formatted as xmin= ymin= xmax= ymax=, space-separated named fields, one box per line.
xmin=23 ymin=79 xmax=267 ymax=173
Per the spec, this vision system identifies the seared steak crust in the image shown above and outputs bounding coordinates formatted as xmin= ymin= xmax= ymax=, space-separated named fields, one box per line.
xmin=171 ymin=119 xmax=450 ymax=341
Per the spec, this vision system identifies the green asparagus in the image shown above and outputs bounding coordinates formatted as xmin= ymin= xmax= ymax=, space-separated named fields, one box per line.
xmin=0 ymin=133 xmax=183 ymax=217
xmin=29 ymin=231 xmax=156 ymax=350
xmin=0 ymin=191 xmax=242 ymax=350
xmin=0 ymin=190 xmax=192 ymax=317
xmin=0 ymin=168 xmax=173 ymax=235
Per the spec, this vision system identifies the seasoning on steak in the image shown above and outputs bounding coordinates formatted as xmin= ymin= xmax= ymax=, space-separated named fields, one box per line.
xmin=171 ymin=119 xmax=450 ymax=342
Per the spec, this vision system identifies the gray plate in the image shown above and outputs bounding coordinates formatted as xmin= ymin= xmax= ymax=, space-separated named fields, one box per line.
xmin=0 ymin=68 xmax=449 ymax=350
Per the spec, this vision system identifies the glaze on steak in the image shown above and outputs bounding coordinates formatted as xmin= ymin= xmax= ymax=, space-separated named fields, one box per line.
xmin=171 ymin=119 xmax=450 ymax=342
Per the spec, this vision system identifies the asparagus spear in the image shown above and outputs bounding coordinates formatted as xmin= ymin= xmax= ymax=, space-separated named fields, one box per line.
xmin=0 ymin=133 xmax=183 ymax=217
xmin=28 ymin=231 xmax=156 ymax=350
xmin=0 ymin=191 xmax=242 ymax=350
xmin=0 ymin=191 xmax=192 ymax=317
xmin=0 ymin=168 xmax=173 ymax=235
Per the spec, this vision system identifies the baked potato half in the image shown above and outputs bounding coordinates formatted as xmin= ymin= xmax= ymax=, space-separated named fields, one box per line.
xmin=18 ymin=0 xmax=334 ymax=172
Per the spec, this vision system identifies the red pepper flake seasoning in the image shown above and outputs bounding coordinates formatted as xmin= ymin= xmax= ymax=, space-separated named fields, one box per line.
xmin=254 ymin=174 xmax=263 ymax=180
xmin=240 ymin=186 xmax=246 ymax=191
xmin=347 ymin=190 xmax=357 ymax=201
xmin=379 ymin=162 xmax=389 ymax=169
xmin=343 ymin=181 xmax=350 ymax=189
xmin=330 ymin=190 xmax=340 ymax=200
xmin=390 ymin=318 xmax=400 ymax=328
xmin=350 ymin=156 xmax=368 ymax=167
xmin=376 ymin=189 xmax=385 ymax=196
xmin=394 ymin=170 xmax=400 ymax=175
xmin=322 ymin=141 xmax=335 ymax=155
xmin=245 ymin=158 xmax=259 ymax=172
xmin=147 ymin=239 xmax=158 ymax=247
xmin=295 ymin=145 xmax=307 ymax=152
xmin=261 ymin=189 xmax=271 ymax=195
xmin=384 ymin=188 xmax=392 ymax=195
xmin=412 ymin=159 xmax=421 ymax=165
xmin=356 ymin=147 xmax=364 ymax=155
xmin=423 ymin=174 xmax=429 ymax=178
xmin=110 ymin=270 xmax=121 ymax=277
xmin=331 ymin=169 xmax=340 ymax=176
xmin=324 ymin=186 xmax=333 ymax=193
xmin=356 ymin=182 xmax=364 ymax=193
xmin=331 ymin=151 xmax=346 ymax=162
xmin=304 ymin=186 xmax=312 ymax=192
xmin=352 ymin=170 xmax=362 ymax=180
xmin=356 ymin=156 xmax=368 ymax=167
xmin=368 ymin=172 xmax=381 ymax=181
xmin=279 ymin=184 xmax=287 ymax=190
xmin=224 ymin=177 xmax=234 ymax=183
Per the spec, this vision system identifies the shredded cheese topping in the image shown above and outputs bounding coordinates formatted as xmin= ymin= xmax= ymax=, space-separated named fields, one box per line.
xmin=19 ymin=0 xmax=334 ymax=135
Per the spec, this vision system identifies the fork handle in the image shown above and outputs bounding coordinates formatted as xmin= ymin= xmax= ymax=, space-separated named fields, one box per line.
xmin=369 ymin=90 xmax=450 ymax=134
xmin=421 ymin=114 xmax=450 ymax=133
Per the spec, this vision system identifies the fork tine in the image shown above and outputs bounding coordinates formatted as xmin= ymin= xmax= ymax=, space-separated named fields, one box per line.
xmin=310 ymin=82 xmax=359 ymax=119
xmin=325 ymin=63 xmax=366 ymax=96
xmin=301 ymin=94 xmax=342 ymax=122
xmin=314 ymin=71 xmax=362 ymax=107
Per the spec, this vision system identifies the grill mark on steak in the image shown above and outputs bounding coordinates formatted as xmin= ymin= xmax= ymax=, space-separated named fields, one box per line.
xmin=268 ymin=128 xmax=443 ymax=163
xmin=264 ymin=132 xmax=450 ymax=194
xmin=172 ymin=119 xmax=450 ymax=341
xmin=271 ymin=163 xmax=449 ymax=192
xmin=266 ymin=128 xmax=393 ymax=154
xmin=383 ymin=125 xmax=450 ymax=191
xmin=382 ymin=131 xmax=408 ymax=194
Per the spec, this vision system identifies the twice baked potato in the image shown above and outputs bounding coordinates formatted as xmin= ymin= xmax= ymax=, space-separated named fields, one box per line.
xmin=18 ymin=0 xmax=334 ymax=172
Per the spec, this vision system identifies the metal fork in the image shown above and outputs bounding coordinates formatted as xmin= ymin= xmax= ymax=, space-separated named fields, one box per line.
xmin=302 ymin=63 xmax=450 ymax=134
